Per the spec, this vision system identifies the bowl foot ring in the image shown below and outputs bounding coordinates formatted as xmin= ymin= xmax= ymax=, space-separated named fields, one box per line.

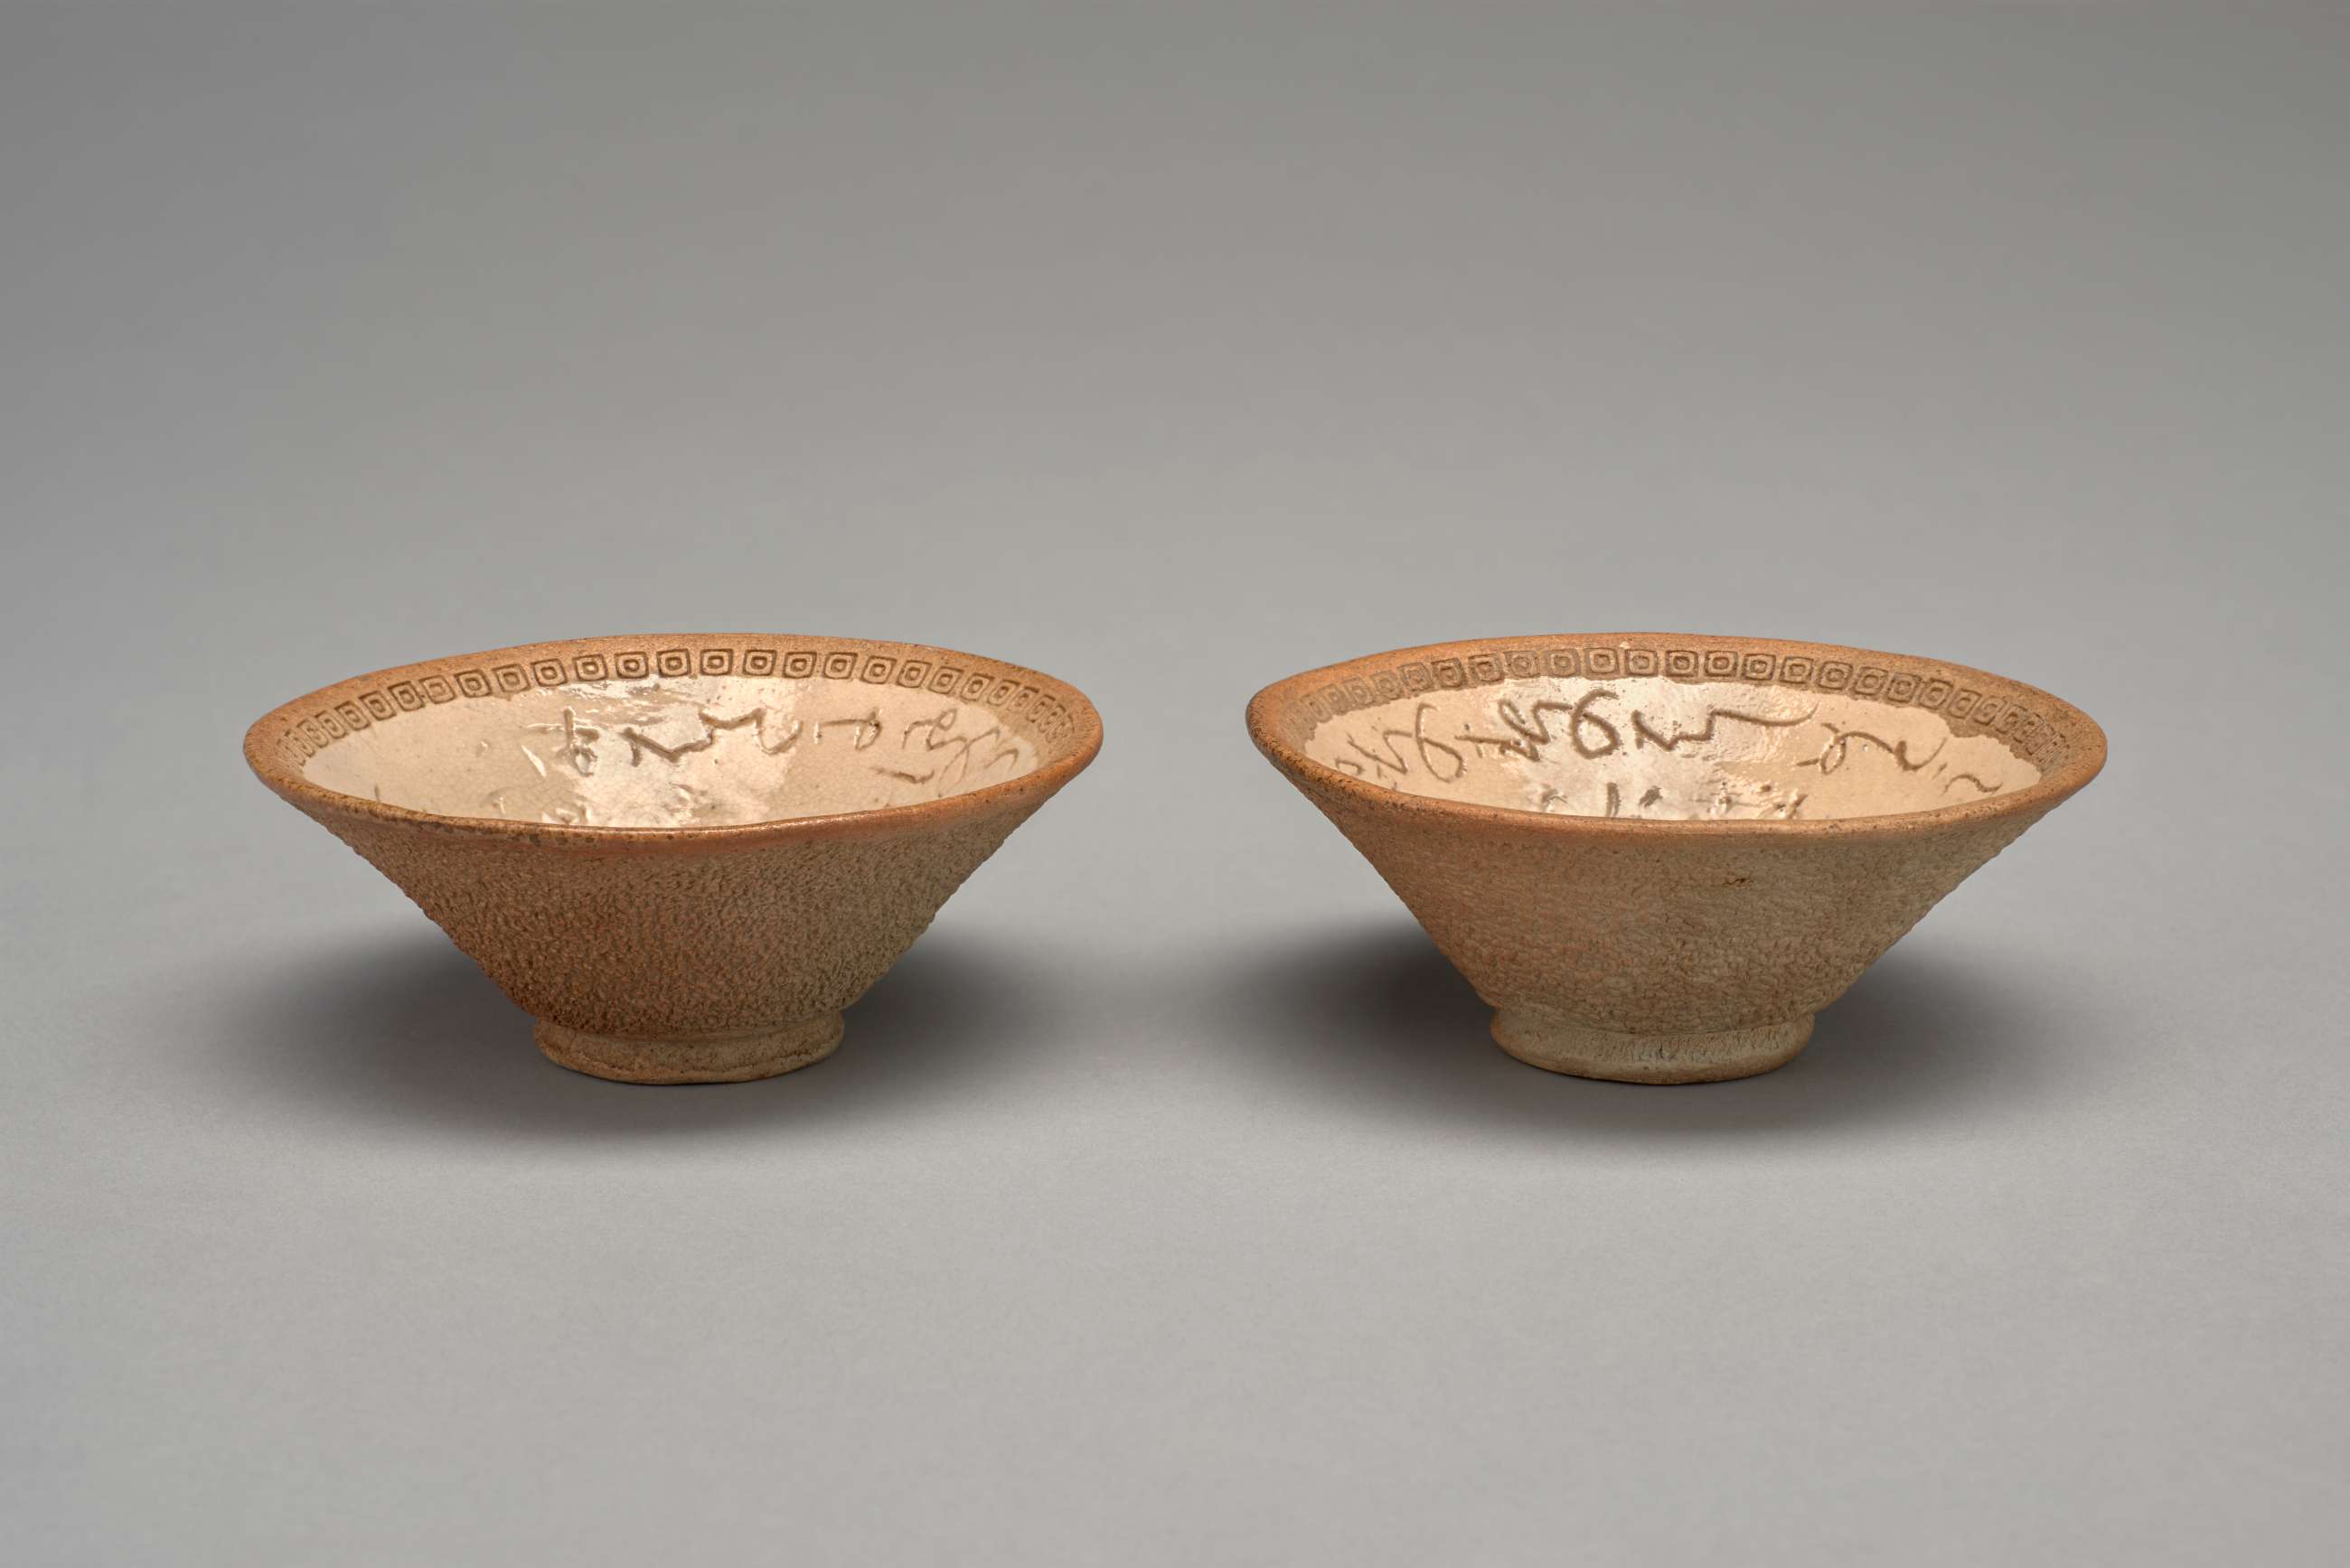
xmin=534 ymin=1014 xmax=845 ymax=1084
xmin=1490 ymin=1010 xmax=1813 ymax=1084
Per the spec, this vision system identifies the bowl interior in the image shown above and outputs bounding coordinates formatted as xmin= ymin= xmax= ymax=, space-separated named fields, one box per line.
xmin=1274 ymin=638 xmax=2090 ymax=822
xmin=269 ymin=638 xmax=1092 ymax=829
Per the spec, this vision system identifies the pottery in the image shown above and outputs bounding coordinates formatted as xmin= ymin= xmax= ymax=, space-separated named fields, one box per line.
xmin=247 ymin=634 xmax=1101 ymax=1084
xmin=1246 ymin=634 xmax=2105 ymax=1084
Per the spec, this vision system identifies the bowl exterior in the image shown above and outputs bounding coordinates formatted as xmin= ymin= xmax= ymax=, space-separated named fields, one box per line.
xmin=1247 ymin=634 xmax=2105 ymax=1083
xmin=282 ymin=788 xmax=1049 ymax=1050
xmin=247 ymin=634 xmax=1102 ymax=1082
xmin=1269 ymin=749 xmax=2054 ymax=1036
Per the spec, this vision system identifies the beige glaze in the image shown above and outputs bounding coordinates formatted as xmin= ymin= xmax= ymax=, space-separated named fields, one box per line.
xmin=1304 ymin=677 xmax=2034 ymax=822
xmin=248 ymin=634 xmax=1100 ymax=1084
xmin=306 ymin=678 xmax=1041 ymax=829
xmin=1250 ymin=634 xmax=2104 ymax=1084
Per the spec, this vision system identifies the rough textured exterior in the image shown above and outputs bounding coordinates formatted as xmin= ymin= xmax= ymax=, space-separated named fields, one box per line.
xmin=248 ymin=634 xmax=1101 ymax=1084
xmin=1248 ymin=633 xmax=2104 ymax=1084
xmin=306 ymin=794 xmax=1036 ymax=1040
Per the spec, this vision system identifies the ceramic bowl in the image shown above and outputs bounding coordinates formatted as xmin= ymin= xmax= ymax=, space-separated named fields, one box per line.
xmin=247 ymin=634 xmax=1101 ymax=1084
xmin=1247 ymin=634 xmax=2105 ymax=1084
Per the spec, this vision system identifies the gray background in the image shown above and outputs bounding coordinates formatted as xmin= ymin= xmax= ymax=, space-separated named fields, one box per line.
xmin=4 ymin=4 xmax=2345 ymax=1563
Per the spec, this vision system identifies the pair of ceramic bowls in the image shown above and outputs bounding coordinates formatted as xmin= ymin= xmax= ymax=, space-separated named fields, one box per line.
xmin=246 ymin=633 xmax=2104 ymax=1086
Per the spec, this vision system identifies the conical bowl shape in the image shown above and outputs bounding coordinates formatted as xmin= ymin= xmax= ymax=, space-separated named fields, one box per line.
xmin=248 ymin=634 xmax=1101 ymax=1084
xmin=1247 ymin=634 xmax=2103 ymax=1084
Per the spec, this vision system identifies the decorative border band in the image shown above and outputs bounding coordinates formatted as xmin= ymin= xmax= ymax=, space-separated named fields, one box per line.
xmin=1292 ymin=641 xmax=2071 ymax=773
xmin=279 ymin=642 xmax=1084 ymax=764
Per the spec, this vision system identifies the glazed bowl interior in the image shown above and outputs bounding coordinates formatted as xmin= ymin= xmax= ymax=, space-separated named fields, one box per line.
xmin=255 ymin=636 xmax=1098 ymax=831
xmin=1258 ymin=635 xmax=2101 ymax=824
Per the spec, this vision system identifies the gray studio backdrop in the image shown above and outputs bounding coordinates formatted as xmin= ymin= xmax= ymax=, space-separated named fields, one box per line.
xmin=4 ymin=5 xmax=2344 ymax=1564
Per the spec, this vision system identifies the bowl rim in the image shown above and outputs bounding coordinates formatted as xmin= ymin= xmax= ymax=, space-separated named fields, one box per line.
xmin=1246 ymin=631 xmax=2106 ymax=838
xmin=246 ymin=632 xmax=1104 ymax=850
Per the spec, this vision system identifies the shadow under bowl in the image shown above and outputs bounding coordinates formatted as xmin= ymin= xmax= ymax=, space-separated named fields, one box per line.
xmin=1246 ymin=632 xmax=2105 ymax=1084
xmin=247 ymin=634 xmax=1101 ymax=1084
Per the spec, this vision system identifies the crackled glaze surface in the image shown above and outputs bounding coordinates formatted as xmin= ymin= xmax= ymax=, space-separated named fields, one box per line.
xmin=1303 ymin=678 xmax=2035 ymax=822
xmin=265 ymin=637 xmax=1086 ymax=831
xmin=304 ymin=678 xmax=1040 ymax=828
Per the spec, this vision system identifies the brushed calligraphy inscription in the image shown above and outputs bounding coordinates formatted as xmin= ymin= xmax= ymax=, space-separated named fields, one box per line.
xmin=1309 ymin=675 xmax=2032 ymax=822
